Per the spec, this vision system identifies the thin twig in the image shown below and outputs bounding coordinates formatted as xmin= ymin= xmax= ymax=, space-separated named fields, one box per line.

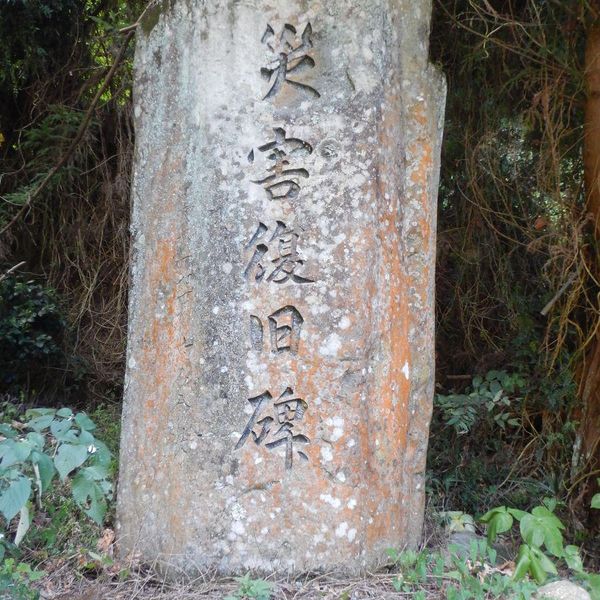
xmin=0 ymin=260 xmax=25 ymax=283
xmin=540 ymin=269 xmax=580 ymax=316
xmin=0 ymin=28 xmax=136 ymax=238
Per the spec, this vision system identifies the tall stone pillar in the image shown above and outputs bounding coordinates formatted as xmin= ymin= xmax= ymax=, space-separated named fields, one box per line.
xmin=118 ymin=0 xmax=445 ymax=573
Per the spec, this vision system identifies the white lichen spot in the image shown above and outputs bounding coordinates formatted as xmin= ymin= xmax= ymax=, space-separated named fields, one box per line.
xmin=231 ymin=520 xmax=245 ymax=536
xmin=402 ymin=361 xmax=410 ymax=380
xmin=189 ymin=440 xmax=198 ymax=450
xmin=221 ymin=262 xmax=233 ymax=274
xmin=319 ymin=333 xmax=341 ymax=357
xmin=254 ymin=456 xmax=263 ymax=465
xmin=320 ymin=494 xmax=341 ymax=509
xmin=347 ymin=498 xmax=357 ymax=510
xmin=338 ymin=316 xmax=351 ymax=330
xmin=336 ymin=471 xmax=346 ymax=483
xmin=347 ymin=439 xmax=356 ymax=448
xmin=230 ymin=501 xmax=245 ymax=521
xmin=212 ymin=306 xmax=220 ymax=314
xmin=335 ymin=522 xmax=348 ymax=538
xmin=348 ymin=528 xmax=357 ymax=542
xmin=320 ymin=445 xmax=333 ymax=462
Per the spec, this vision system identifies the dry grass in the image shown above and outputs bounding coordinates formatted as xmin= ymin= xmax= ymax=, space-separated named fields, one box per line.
xmin=36 ymin=564 xmax=443 ymax=600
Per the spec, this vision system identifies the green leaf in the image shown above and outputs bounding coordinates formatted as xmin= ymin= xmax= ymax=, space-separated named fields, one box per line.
xmin=542 ymin=497 xmax=557 ymax=513
xmin=71 ymin=474 xmax=107 ymax=524
xmin=25 ymin=408 xmax=55 ymax=418
xmin=513 ymin=545 xmax=531 ymax=581
xmin=541 ymin=523 xmax=564 ymax=557
xmin=481 ymin=507 xmax=513 ymax=543
xmin=26 ymin=414 xmax=54 ymax=432
xmin=26 ymin=432 xmax=45 ymax=451
xmin=56 ymin=408 xmax=73 ymax=418
xmin=507 ymin=508 xmax=527 ymax=521
xmin=50 ymin=418 xmax=74 ymax=441
xmin=531 ymin=546 xmax=557 ymax=575
xmin=54 ymin=443 xmax=88 ymax=480
xmin=520 ymin=507 xmax=564 ymax=556
xmin=531 ymin=505 xmax=564 ymax=529
xmin=80 ymin=464 xmax=109 ymax=481
xmin=75 ymin=413 xmax=96 ymax=432
xmin=74 ymin=430 xmax=95 ymax=447
xmin=0 ymin=440 xmax=32 ymax=468
xmin=591 ymin=494 xmax=600 ymax=510
xmin=0 ymin=424 xmax=17 ymax=439
xmin=31 ymin=451 xmax=55 ymax=491
xmin=520 ymin=514 xmax=544 ymax=547
xmin=0 ymin=476 xmax=31 ymax=521
xmin=90 ymin=440 xmax=112 ymax=466
xmin=583 ymin=573 xmax=600 ymax=600
xmin=564 ymin=545 xmax=584 ymax=573
xmin=528 ymin=552 xmax=547 ymax=585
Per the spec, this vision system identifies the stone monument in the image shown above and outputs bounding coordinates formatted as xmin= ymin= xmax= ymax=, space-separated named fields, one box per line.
xmin=118 ymin=0 xmax=445 ymax=573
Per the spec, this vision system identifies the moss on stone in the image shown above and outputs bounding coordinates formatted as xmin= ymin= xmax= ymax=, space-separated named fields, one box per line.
xmin=140 ymin=0 xmax=177 ymax=36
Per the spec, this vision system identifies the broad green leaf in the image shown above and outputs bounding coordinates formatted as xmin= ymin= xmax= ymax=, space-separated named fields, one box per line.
xmin=513 ymin=545 xmax=531 ymax=581
xmin=26 ymin=415 xmax=54 ymax=432
xmin=482 ymin=509 xmax=513 ymax=543
xmin=480 ymin=506 xmax=504 ymax=522
xmin=564 ymin=545 xmax=584 ymax=573
xmin=31 ymin=451 xmax=55 ymax=491
xmin=56 ymin=408 xmax=73 ymax=418
xmin=507 ymin=508 xmax=527 ymax=521
xmin=520 ymin=514 xmax=544 ymax=547
xmin=541 ymin=523 xmax=564 ymax=557
xmin=54 ymin=443 xmax=88 ymax=480
xmin=591 ymin=493 xmax=600 ymax=510
xmin=531 ymin=547 xmax=558 ymax=575
xmin=531 ymin=506 xmax=564 ymax=530
xmin=71 ymin=474 xmax=107 ymax=524
xmin=76 ymin=430 xmax=95 ymax=447
xmin=0 ymin=476 xmax=31 ymax=521
xmin=0 ymin=424 xmax=17 ymax=438
xmin=75 ymin=413 xmax=96 ymax=432
xmin=50 ymin=418 xmax=73 ymax=441
xmin=520 ymin=508 xmax=564 ymax=556
xmin=90 ymin=440 xmax=112 ymax=466
xmin=80 ymin=464 xmax=109 ymax=481
xmin=584 ymin=573 xmax=600 ymax=600
xmin=14 ymin=504 xmax=30 ymax=547
xmin=26 ymin=432 xmax=44 ymax=451
xmin=528 ymin=552 xmax=547 ymax=584
xmin=25 ymin=408 xmax=55 ymax=418
xmin=0 ymin=440 xmax=32 ymax=468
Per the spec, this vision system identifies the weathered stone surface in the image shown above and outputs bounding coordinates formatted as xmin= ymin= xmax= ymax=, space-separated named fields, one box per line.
xmin=536 ymin=580 xmax=591 ymax=600
xmin=117 ymin=0 xmax=445 ymax=573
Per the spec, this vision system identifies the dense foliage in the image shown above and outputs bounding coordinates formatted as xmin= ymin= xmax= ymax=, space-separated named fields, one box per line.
xmin=429 ymin=0 xmax=600 ymax=542
xmin=0 ymin=0 xmax=142 ymax=402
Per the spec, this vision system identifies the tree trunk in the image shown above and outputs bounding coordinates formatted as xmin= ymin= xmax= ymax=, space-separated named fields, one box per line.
xmin=580 ymin=17 xmax=600 ymax=486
